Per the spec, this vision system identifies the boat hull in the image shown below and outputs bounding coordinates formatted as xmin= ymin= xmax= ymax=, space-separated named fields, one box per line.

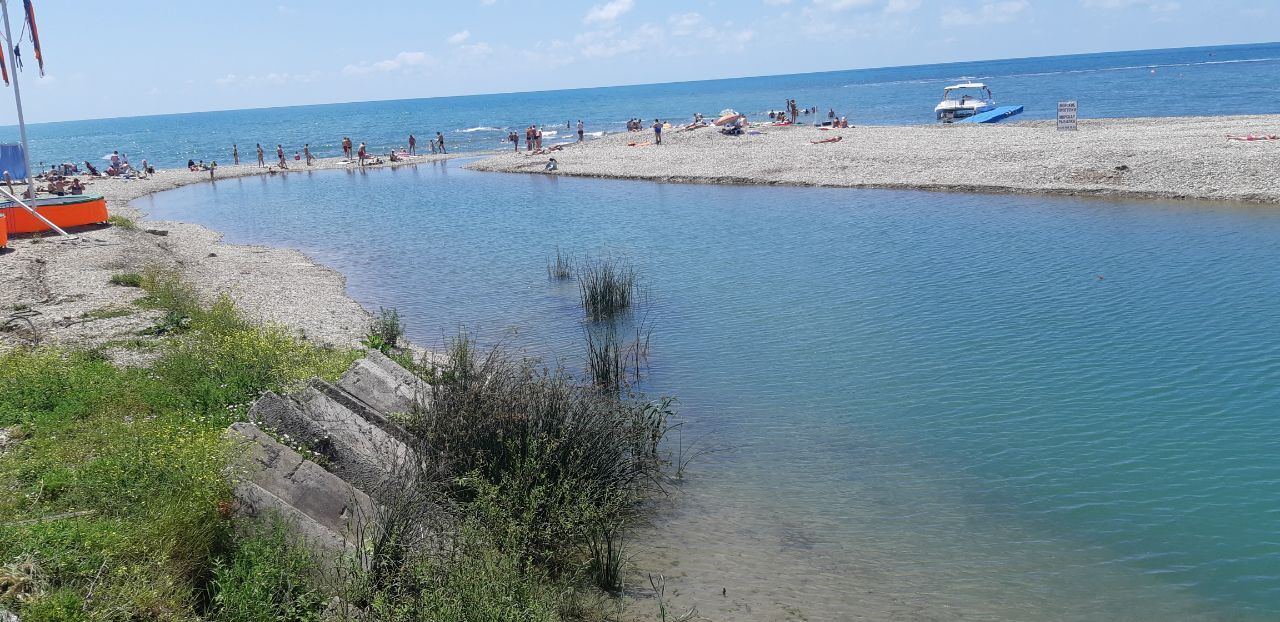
xmin=0 ymin=213 xmax=7 ymax=247
xmin=0 ymin=195 xmax=109 ymax=234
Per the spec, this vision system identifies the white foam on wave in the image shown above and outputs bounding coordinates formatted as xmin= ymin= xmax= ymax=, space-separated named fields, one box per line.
xmin=457 ymin=126 xmax=503 ymax=133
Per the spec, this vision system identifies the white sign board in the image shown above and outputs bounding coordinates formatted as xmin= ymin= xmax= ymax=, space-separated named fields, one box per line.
xmin=1057 ymin=101 xmax=1078 ymax=131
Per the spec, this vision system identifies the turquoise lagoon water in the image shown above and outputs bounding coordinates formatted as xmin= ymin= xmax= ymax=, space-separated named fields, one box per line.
xmin=7 ymin=42 xmax=1280 ymax=168
xmin=137 ymin=164 xmax=1280 ymax=620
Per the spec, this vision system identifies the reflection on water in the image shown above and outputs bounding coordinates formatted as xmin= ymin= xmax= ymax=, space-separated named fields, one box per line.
xmin=139 ymin=163 xmax=1280 ymax=620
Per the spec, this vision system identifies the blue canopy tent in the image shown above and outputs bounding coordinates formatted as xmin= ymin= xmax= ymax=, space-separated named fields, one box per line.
xmin=0 ymin=143 xmax=27 ymax=180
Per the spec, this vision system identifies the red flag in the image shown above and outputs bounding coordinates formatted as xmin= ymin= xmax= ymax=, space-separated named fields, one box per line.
xmin=23 ymin=0 xmax=42 ymax=77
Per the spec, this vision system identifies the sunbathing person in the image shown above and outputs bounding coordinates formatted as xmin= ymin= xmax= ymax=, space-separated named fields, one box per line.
xmin=812 ymin=135 xmax=843 ymax=144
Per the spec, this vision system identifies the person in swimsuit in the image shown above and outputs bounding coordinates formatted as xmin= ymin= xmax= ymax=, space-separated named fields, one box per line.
xmin=256 ymin=144 xmax=264 ymax=167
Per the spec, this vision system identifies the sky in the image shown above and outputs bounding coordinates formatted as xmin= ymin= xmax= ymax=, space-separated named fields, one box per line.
xmin=0 ymin=0 xmax=1274 ymax=124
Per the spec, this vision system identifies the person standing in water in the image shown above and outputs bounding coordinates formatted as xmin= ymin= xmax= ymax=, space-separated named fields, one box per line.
xmin=304 ymin=143 xmax=315 ymax=166
xmin=342 ymin=137 xmax=352 ymax=159
xmin=408 ymin=133 xmax=417 ymax=155
xmin=436 ymin=132 xmax=446 ymax=154
xmin=277 ymin=144 xmax=287 ymax=168
xmin=577 ymin=120 xmax=584 ymax=142
xmin=233 ymin=144 xmax=239 ymax=165
xmin=256 ymin=144 xmax=265 ymax=167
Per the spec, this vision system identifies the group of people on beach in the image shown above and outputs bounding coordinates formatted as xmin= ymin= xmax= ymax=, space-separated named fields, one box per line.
xmin=222 ymin=132 xmax=448 ymax=174
xmin=31 ymin=168 xmax=85 ymax=196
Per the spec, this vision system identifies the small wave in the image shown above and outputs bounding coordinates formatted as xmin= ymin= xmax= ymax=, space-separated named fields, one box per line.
xmin=586 ymin=131 xmax=606 ymax=137
xmin=457 ymin=126 xmax=502 ymax=133
xmin=541 ymin=130 xmax=559 ymax=137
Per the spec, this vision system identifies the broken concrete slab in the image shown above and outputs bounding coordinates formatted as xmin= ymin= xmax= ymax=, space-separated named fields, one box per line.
xmin=250 ymin=385 xmax=418 ymax=500
xmin=336 ymin=351 xmax=424 ymax=419
xmin=226 ymin=422 xmax=377 ymax=542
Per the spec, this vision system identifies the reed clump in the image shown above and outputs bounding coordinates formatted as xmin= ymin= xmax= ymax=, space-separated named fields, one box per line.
xmin=578 ymin=259 xmax=637 ymax=322
xmin=546 ymin=246 xmax=574 ymax=281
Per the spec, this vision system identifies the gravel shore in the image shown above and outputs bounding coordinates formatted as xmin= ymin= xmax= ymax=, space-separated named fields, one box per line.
xmin=468 ymin=115 xmax=1280 ymax=204
xmin=0 ymin=154 xmax=468 ymax=359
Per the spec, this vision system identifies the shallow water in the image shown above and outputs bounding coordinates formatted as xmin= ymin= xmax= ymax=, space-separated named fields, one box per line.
xmin=139 ymin=164 xmax=1280 ymax=620
xmin=11 ymin=42 xmax=1280 ymax=168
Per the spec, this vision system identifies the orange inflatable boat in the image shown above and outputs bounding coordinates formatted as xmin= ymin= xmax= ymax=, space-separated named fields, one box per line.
xmin=0 ymin=194 xmax=109 ymax=234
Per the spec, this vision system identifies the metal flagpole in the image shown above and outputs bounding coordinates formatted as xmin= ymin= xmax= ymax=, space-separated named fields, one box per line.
xmin=1 ymin=0 xmax=33 ymax=198
xmin=0 ymin=0 xmax=70 ymax=237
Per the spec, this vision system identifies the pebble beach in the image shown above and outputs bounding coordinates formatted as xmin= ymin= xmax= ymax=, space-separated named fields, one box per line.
xmin=469 ymin=114 xmax=1280 ymax=204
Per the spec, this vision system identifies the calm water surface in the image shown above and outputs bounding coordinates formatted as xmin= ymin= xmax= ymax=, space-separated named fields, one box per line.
xmin=139 ymin=164 xmax=1280 ymax=620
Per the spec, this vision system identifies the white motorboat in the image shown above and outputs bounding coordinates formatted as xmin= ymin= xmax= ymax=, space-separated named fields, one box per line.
xmin=934 ymin=82 xmax=996 ymax=121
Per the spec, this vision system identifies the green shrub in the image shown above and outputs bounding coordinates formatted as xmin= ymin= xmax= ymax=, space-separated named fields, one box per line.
xmin=107 ymin=214 xmax=138 ymax=231
xmin=108 ymin=272 xmax=143 ymax=287
xmin=207 ymin=524 xmax=327 ymax=622
xmin=363 ymin=307 xmax=404 ymax=354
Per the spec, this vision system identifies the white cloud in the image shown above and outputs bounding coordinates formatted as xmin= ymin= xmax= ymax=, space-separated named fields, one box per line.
xmin=669 ymin=12 xmax=704 ymax=35
xmin=1082 ymin=0 xmax=1179 ymax=9
xmin=812 ymin=0 xmax=876 ymax=10
xmin=457 ymin=42 xmax=493 ymax=60
xmin=941 ymin=0 xmax=1028 ymax=26
xmin=884 ymin=0 xmax=921 ymax=13
xmin=764 ymin=0 xmax=793 ymax=4
xmin=342 ymin=51 xmax=436 ymax=76
xmin=575 ymin=24 xmax=660 ymax=58
xmin=213 ymin=71 xmax=323 ymax=86
xmin=447 ymin=30 xmax=471 ymax=44
xmin=584 ymin=0 xmax=634 ymax=24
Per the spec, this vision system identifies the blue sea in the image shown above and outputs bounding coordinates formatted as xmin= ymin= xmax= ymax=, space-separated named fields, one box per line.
xmin=128 ymin=43 xmax=1280 ymax=620
xmin=5 ymin=42 xmax=1280 ymax=169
